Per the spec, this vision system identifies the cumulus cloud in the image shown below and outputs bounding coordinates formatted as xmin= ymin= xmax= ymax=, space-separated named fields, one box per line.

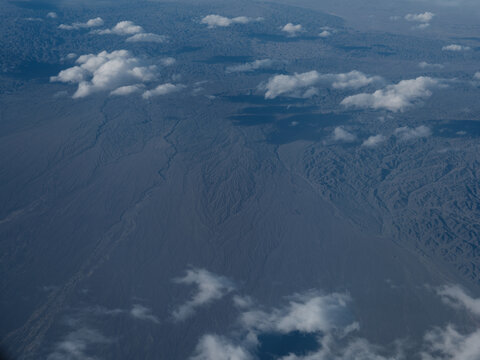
xmin=405 ymin=12 xmax=435 ymax=22
xmin=226 ymin=59 xmax=274 ymax=73
xmin=240 ymin=291 xmax=353 ymax=335
xmin=46 ymin=12 xmax=57 ymax=19
xmin=318 ymin=30 xmax=331 ymax=38
xmin=437 ymin=285 xmax=480 ymax=316
xmin=110 ymin=84 xmax=144 ymax=96
xmin=130 ymin=304 xmax=160 ymax=324
xmin=442 ymin=44 xmax=471 ymax=51
xmin=191 ymin=335 xmax=252 ymax=360
xmin=59 ymin=17 xmax=104 ymax=30
xmin=126 ymin=33 xmax=167 ymax=43
xmin=142 ymin=83 xmax=185 ymax=99
xmin=51 ymin=50 xmax=157 ymax=98
xmin=362 ymin=134 xmax=387 ymax=147
xmin=172 ymin=268 xmax=235 ymax=321
xmin=160 ymin=57 xmax=176 ymax=66
xmin=282 ymin=23 xmax=304 ymax=37
xmin=201 ymin=15 xmax=261 ymax=28
xmin=263 ymin=70 xmax=381 ymax=99
xmin=394 ymin=125 xmax=431 ymax=140
xmin=47 ymin=327 xmax=110 ymax=360
xmin=96 ymin=20 xmax=144 ymax=35
xmin=332 ymin=127 xmax=356 ymax=142
xmin=419 ymin=61 xmax=444 ymax=69
xmin=474 ymin=72 xmax=480 ymax=80
xmin=341 ymin=77 xmax=439 ymax=112
xmin=421 ymin=325 xmax=480 ymax=360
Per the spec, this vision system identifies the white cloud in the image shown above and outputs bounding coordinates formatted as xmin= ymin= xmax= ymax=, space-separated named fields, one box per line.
xmin=394 ymin=125 xmax=431 ymax=140
xmin=47 ymin=327 xmax=110 ymax=360
xmin=437 ymin=285 xmax=480 ymax=316
xmin=474 ymin=72 xmax=480 ymax=80
xmin=96 ymin=20 xmax=144 ymax=35
xmin=172 ymin=268 xmax=235 ymax=321
xmin=341 ymin=77 xmax=439 ymax=112
xmin=240 ymin=291 xmax=353 ymax=334
xmin=201 ymin=15 xmax=261 ymax=28
xmin=405 ymin=12 xmax=435 ymax=22
xmin=442 ymin=44 xmax=471 ymax=51
xmin=226 ymin=59 xmax=274 ymax=73
xmin=110 ymin=84 xmax=144 ymax=96
xmin=318 ymin=30 xmax=331 ymax=38
xmin=332 ymin=127 xmax=356 ymax=142
xmin=362 ymin=134 xmax=387 ymax=147
xmin=282 ymin=23 xmax=304 ymax=37
xmin=419 ymin=61 xmax=444 ymax=69
xmin=191 ymin=335 xmax=252 ymax=360
xmin=46 ymin=12 xmax=57 ymax=19
xmin=142 ymin=83 xmax=185 ymax=99
xmin=59 ymin=17 xmax=104 ymax=30
xmin=263 ymin=70 xmax=381 ymax=99
xmin=421 ymin=326 xmax=480 ymax=360
xmin=126 ymin=33 xmax=167 ymax=43
xmin=160 ymin=57 xmax=176 ymax=66
xmin=51 ymin=50 xmax=157 ymax=98
xmin=130 ymin=304 xmax=159 ymax=324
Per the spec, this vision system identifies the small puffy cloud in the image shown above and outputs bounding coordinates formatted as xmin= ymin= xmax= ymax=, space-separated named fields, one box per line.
xmin=201 ymin=15 xmax=261 ymax=28
xmin=126 ymin=33 xmax=167 ymax=43
xmin=172 ymin=268 xmax=235 ymax=321
xmin=362 ymin=134 xmax=387 ymax=147
xmin=318 ymin=30 xmax=331 ymax=38
xmin=263 ymin=70 xmax=381 ymax=99
xmin=332 ymin=127 xmax=356 ymax=142
xmin=419 ymin=61 xmax=444 ymax=69
xmin=160 ymin=57 xmax=176 ymax=66
xmin=59 ymin=17 xmax=104 ymax=30
xmin=405 ymin=12 xmax=435 ymax=23
xmin=46 ymin=12 xmax=57 ymax=19
xmin=442 ymin=44 xmax=471 ymax=51
xmin=130 ymin=304 xmax=159 ymax=324
xmin=394 ymin=125 xmax=431 ymax=140
xmin=282 ymin=23 xmax=304 ymax=37
xmin=96 ymin=20 xmax=144 ymax=35
xmin=51 ymin=50 xmax=157 ymax=98
xmin=142 ymin=83 xmax=185 ymax=99
xmin=110 ymin=84 xmax=144 ymax=96
xmin=191 ymin=335 xmax=252 ymax=360
xmin=341 ymin=76 xmax=439 ymax=112
xmin=226 ymin=59 xmax=274 ymax=73
xmin=47 ymin=327 xmax=110 ymax=360
xmin=474 ymin=72 xmax=480 ymax=80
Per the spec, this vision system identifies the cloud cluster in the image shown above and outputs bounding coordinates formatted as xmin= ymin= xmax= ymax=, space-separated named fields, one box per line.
xmin=394 ymin=125 xmax=431 ymax=140
xmin=341 ymin=76 xmax=439 ymax=112
xmin=59 ymin=17 xmax=104 ymax=30
xmin=442 ymin=44 xmax=471 ymax=51
xmin=226 ymin=59 xmax=274 ymax=73
xmin=51 ymin=50 xmax=157 ymax=98
xmin=191 ymin=335 xmax=252 ymax=360
xmin=46 ymin=12 xmax=57 ymax=19
xmin=262 ymin=70 xmax=381 ymax=99
xmin=282 ymin=23 xmax=304 ymax=37
xmin=201 ymin=15 xmax=261 ymax=28
xmin=172 ymin=268 xmax=235 ymax=321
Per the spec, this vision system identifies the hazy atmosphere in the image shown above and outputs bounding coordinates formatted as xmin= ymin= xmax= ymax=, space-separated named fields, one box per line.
xmin=1 ymin=0 xmax=480 ymax=359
